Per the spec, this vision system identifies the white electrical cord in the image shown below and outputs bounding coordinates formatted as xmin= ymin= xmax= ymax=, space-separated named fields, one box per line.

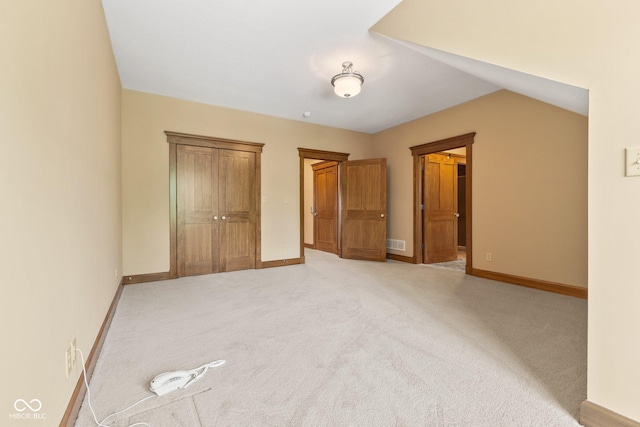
xmin=183 ymin=360 xmax=226 ymax=388
xmin=76 ymin=348 xmax=155 ymax=427
xmin=98 ymin=395 xmax=155 ymax=427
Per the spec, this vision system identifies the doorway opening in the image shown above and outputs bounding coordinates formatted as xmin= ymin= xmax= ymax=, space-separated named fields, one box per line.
xmin=410 ymin=133 xmax=475 ymax=274
xmin=311 ymin=161 xmax=339 ymax=255
xmin=298 ymin=148 xmax=350 ymax=263
xmin=298 ymin=148 xmax=388 ymax=263
xmin=421 ymin=150 xmax=467 ymax=272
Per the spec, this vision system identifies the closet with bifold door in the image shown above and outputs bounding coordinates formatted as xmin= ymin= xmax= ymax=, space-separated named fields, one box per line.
xmin=166 ymin=131 xmax=264 ymax=278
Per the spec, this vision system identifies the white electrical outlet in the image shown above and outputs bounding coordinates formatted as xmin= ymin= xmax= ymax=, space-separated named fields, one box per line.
xmin=626 ymin=147 xmax=640 ymax=177
xmin=65 ymin=339 xmax=77 ymax=378
xmin=486 ymin=252 xmax=493 ymax=262
xmin=115 ymin=268 xmax=118 ymax=279
xmin=65 ymin=347 xmax=72 ymax=378
xmin=70 ymin=338 xmax=76 ymax=367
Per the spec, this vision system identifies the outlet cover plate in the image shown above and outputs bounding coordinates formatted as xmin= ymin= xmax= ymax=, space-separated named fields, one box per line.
xmin=70 ymin=339 xmax=76 ymax=366
xmin=626 ymin=147 xmax=640 ymax=177
xmin=65 ymin=347 xmax=72 ymax=378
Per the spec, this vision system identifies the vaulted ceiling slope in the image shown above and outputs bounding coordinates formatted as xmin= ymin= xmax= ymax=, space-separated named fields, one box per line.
xmin=384 ymin=38 xmax=589 ymax=117
xmin=102 ymin=0 xmax=587 ymax=134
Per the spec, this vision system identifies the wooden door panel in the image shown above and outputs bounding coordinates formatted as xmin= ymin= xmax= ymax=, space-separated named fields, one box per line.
xmin=346 ymin=163 xmax=384 ymax=211
xmin=222 ymin=221 xmax=256 ymax=272
xmin=317 ymin=173 xmax=328 ymax=209
xmin=341 ymin=158 xmax=387 ymax=261
xmin=439 ymin=163 xmax=455 ymax=209
xmin=177 ymin=145 xmax=219 ymax=276
xmin=220 ymin=151 xmax=255 ymax=214
xmin=219 ymin=150 xmax=256 ymax=271
xmin=423 ymin=154 xmax=458 ymax=263
xmin=343 ymin=221 xmax=382 ymax=259
xmin=185 ymin=155 xmax=214 ymax=212
xmin=313 ymin=162 xmax=338 ymax=254
xmin=425 ymin=220 xmax=456 ymax=262
xmin=184 ymin=223 xmax=215 ymax=276
xmin=316 ymin=218 xmax=336 ymax=243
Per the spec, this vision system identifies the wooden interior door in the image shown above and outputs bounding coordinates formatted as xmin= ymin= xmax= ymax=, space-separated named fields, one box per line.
xmin=177 ymin=145 xmax=220 ymax=276
xmin=218 ymin=149 xmax=257 ymax=272
xmin=313 ymin=161 xmax=338 ymax=254
xmin=341 ymin=158 xmax=387 ymax=261
xmin=457 ymin=162 xmax=467 ymax=247
xmin=423 ymin=153 xmax=458 ymax=263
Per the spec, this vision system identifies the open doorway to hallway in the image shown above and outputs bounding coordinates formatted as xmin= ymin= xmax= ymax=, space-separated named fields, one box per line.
xmin=424 ymin=150 xmax=467 ymax=272
xmin=410 ymin=133 xmax=474 ymax=274
xmin=298 ymin=148 xmax=349 ymax=262
xmin=304 ymin=160 xmax=339 ymax=255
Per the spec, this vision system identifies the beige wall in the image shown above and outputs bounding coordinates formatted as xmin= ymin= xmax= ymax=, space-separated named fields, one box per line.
xmin=122 ymin=90 xmax=373 ymax=275
xmin=122 ymin=89 xmax=589 ymax=288
xmin=373 ymin=0 xmax=640 ymax=421
xmin=373 ymin=90 xmax=588 ymax=288
xmin=0 ymin=0 xmax=621 ymax=423
xmin=0 ymin=0 xmax=122 ymax=424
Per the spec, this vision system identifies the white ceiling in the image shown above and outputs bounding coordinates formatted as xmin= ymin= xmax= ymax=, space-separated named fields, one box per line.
xmin=102 ymin=0 xmax=588 ymax=134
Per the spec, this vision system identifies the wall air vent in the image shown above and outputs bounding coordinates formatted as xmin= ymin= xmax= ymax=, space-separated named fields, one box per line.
xmin=386 ymin=239 xmax=406 ymax=251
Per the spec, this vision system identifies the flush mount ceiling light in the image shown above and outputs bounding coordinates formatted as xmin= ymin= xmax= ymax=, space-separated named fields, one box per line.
xmin=331 ymin=61 xmax=364 ymax=98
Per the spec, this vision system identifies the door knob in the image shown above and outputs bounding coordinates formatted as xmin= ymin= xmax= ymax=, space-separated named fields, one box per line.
xmin=213 ymin=215 xmax=218 ymax=220
xmin=381 ymin=214 xmax=385 ymax=218
xmin=454 ymin=213 xmax=460 ymax=218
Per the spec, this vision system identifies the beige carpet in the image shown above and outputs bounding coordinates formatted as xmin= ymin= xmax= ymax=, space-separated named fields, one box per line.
xmin=75 ymin=249 xmax=586 ymax=426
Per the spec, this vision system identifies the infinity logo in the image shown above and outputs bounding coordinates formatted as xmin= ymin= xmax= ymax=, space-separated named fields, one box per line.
xmin=14 ymin=399 xmax=42 ymax=412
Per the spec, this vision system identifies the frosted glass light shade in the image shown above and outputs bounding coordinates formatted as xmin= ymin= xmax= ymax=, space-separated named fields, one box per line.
xmin=333 ymin=75 xmax=362 ymax=98
xmin=331 ymin=61 xmax=364 ymax=98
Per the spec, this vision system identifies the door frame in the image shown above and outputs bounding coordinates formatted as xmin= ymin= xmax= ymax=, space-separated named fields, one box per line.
xmin=167 ymin=131 xmax=264 ymax=278
xmin=298 ymin=148 xmax=350 ymax=263
xmin=409 ymin=133 xmax=475 ymax=273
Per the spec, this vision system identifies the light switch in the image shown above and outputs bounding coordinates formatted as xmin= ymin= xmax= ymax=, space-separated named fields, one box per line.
xmin=626 ymin=147 xmax=640 ymax=177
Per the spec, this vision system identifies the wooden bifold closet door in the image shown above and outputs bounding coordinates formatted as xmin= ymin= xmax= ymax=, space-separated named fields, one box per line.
xmin=176 ymin=145 xmax=257 ymax=276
